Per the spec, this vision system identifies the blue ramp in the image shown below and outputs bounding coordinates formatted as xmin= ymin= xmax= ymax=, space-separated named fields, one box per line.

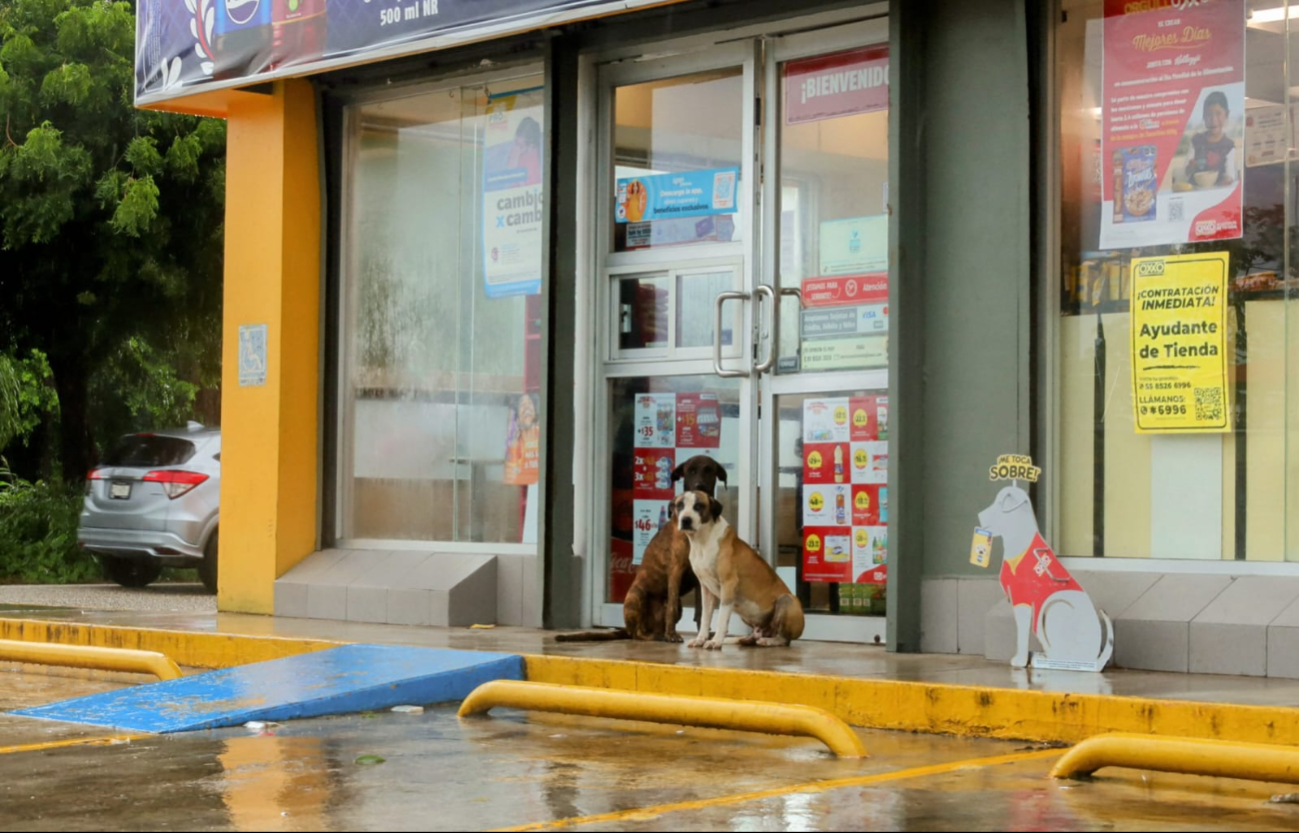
xmin=13 ymin=644 xmax=523 ymax=733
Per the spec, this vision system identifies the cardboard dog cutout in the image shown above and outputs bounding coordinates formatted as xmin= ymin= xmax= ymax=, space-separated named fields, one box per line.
xmin=974 ymin=456 xmax=1114 ymax=672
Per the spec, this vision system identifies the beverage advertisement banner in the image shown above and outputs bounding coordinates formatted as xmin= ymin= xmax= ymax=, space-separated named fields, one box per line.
xmin=633 ymin=393 xmax=676 ymax=449
xmin=852 ymin=526 xmax=887 ymax=582
xmin=1129 ymin=251 xmax=1230 ymax=433
xmin=804 ymin=443 xmax=849 ymax=486
xmin=802 ymin=527 xmax=852 ymax=583
xmin=803 ymin=484 xmax=851 ymax=528
xmin=675 ymin=393 xmax=722 ymax=449
xmin=614 ymin=168 xmax=740 ymax=224
xmin=633 ymin=449 xmax=675 ymax=499
xmin=803 ymin=398 xmax=851 ymax=444
xmin=784 ymin=45 xmax=889 ymax=125
xmin=852 ymin=484 xmax=883 ymax=526
xmin=483 ymin=89 xmax=544 ymax=299
xmin=1100 ymin=0 xmax=1245 ymax=249
xmin=632 ymin=500 xmax=669 ymax=565
xmin=134 ymin=0 xmax=660 ymax=105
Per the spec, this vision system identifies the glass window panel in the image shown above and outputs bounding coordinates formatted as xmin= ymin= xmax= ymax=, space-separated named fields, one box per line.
xmin=612 ymin=69 xmax=745 ymax=253
xmin=341 ymin=75 xmax=544 ymax=546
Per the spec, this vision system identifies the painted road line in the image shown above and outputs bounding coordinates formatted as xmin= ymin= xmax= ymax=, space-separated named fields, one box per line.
xmin=492 ymin=747 xmax=1064 ymax=832
xmin=0 ymin=735 xmax=144 ymax=755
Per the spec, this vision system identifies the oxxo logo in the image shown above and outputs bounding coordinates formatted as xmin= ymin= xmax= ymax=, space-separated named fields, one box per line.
xmin=833 ymin=406 xmax=848 ymax=426
xmin=808 ymin=492 xmax=825 ymax=512
xmin=855 ymin=491 xmax=870 ymax=511
xmin=1136 ymin=260 xmax=1165 ymax=278
xmin=808 ymin=450 xmax=823 ymax=470
xmin=853 ymin=409 xmax=869 ymax=428
xmin=806 ymin=534 xmax=822 ymax=553
xmin=854 ymin=448 xmax=868 ymax=469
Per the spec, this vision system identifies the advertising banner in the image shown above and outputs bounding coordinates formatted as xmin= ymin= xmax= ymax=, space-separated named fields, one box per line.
xmin=784 ymin=45 xmax=889 ymax=125
xmin=818 ymin=216 xmax=888 ymax=275
xmin=1100 ymin=0 xmax=1245 ymax=249
xmin=615 ymin=168 xmax=740 ymax=224
xmin=135 ymin=0 xmax=665 ymax=105
xmin=483 ymin=88 xmax=544 ymax=299
xmin=1130 ymin=251 xmax=1230 ymax=433
xmin=802 ymin=395 xmax=888 ymax=585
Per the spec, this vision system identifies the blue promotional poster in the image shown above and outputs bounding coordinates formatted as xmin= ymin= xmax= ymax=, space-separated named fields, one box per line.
xmin=483 ymin=88 xmax=545 ymax=299
xmin=614 ymin=168 xmax=740 ymax=224
xmin=134 ymin=0 xmax=655 ymax=105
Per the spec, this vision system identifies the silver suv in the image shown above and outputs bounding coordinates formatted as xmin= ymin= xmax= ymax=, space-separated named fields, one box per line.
xmin=78 ymin=424 xmax=220 ymax=592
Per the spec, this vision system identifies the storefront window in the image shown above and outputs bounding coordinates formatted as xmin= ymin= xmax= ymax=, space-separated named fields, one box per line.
xmin=1054 ymin=0 xmax=1299 ymax=561
xmin=611 ymin=70 xmax=744 ymax=253
xmin=339 ymin=73 xmax=545 ymax=545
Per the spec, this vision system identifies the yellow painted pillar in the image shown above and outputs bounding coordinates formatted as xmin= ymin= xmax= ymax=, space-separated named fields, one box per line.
xmin=219 ymin=80 xmax=321 ymax=613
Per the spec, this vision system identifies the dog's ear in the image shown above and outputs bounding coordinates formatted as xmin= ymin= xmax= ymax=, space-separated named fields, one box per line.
xmin=668 ymin=499 xmax=678 ymax=520
xmin=671 ymin=463 xmax=686 ymax=482
xmin=709 ymin=496 xmax=724 ymax=522
xmin=714 ymin=462 xmax=728 ymax=484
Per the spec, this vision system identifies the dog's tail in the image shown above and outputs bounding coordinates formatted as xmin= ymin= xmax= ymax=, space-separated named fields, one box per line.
xmin=1096 ymin=609 xmax=1115 ymax=670
xmin=553 ymin=628 xmax=629 ymax=642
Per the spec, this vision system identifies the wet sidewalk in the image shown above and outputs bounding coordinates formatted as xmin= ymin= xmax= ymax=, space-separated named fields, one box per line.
xmin=3 ymin=603 xmax=1299 ymax=709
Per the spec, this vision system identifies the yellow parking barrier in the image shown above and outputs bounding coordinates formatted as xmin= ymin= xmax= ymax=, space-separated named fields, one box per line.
xmin=458 ymin=680 xmax=867 ymax=758
xmin=1051 ymin=732 xmax=1299 ymax=784
xmin=0 ymin=639 xmax=182 ymax=681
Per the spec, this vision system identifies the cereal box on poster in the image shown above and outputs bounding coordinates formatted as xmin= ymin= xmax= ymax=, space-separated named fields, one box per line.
xmin=851 ymin=441 xmax=888 ymax=484
xmin=676 ymin=393 xmax=722 ymax=449
xmin=633 ymin=449 xmax=675 ymax=499
xmin=634 ymin=393 xmax=676 ymax=449
xmin=803 ymin=527 xmax=852 ymax=583
xmin=804 ymin=442 xmax=849 ymax=485
xmin=632 ymin=500 xmax=671 ymax=565
xmin=804 ymin=483 xmax=851 ymax=527
xmin=852 ymin=484 xmax=882 ymax=526
xmin=804 ymin=398 xmax=851 ymax=444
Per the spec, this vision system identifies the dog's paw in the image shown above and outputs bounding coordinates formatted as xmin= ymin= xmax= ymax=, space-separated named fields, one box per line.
xmin=663 ymin=632 xmax=683 ymax=644
xmin=704 ymin=639 xmax=724 ymax=651
xmin=687 ymin=637 xmax=706 ymax=648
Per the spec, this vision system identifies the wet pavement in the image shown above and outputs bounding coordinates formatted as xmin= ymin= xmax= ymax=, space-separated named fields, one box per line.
xmin=6 ymin=606 xmax=1299 ymax=708
xmin=1 ymin=694 xmax=1297 ymax=832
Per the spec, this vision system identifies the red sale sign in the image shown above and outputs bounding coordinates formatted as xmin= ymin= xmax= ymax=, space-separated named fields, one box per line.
xmin=785 ymin=45 xmax=889 ymax=125
xmin=1100 ymin=0 xmax=1244 ymax=248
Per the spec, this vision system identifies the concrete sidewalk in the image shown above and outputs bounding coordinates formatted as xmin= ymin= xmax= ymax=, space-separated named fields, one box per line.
xmin=2 ymin=605 xmax=1298 ymax=746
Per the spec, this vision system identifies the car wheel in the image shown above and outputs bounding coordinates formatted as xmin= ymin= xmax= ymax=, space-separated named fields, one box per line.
xmin=102 ymin=556 xmax=163 ymax=588
xmin=198 ymin=530 xmax=218 ymax=594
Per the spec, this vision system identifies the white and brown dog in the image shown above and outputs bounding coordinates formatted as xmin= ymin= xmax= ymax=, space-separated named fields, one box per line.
xmin=673 ymin=490 xmax=804 ymax=649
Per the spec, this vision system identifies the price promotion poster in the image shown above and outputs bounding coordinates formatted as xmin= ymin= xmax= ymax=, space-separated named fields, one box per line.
xmin=802 ymin=395 xmax=888 ymax=584
xmin=1130 ymin=251 xmax=1230 ymax=433
xmin=629 ymin=391 xmax=724 ymax=565
xmin=1100 ymin=0 xmax=1245 ymax=249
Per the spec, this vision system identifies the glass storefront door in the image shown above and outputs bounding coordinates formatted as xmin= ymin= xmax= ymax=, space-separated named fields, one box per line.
xmin=593 ymin=19 xmax=892 ymax=643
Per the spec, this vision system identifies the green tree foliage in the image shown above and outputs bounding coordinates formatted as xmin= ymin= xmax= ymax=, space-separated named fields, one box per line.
xmin=0 ymin=0 xmax=225 ymax=483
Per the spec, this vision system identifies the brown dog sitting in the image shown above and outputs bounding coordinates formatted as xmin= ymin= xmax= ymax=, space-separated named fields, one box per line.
xmin=556 ymin=455 xmax=726 ymax=643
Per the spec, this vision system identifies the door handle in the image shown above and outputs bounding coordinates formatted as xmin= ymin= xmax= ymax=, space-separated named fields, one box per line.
xmin=753 ymin=285 xmax=776 ymax=374
xmin=713 ymin=290 xmax=750 ymax=378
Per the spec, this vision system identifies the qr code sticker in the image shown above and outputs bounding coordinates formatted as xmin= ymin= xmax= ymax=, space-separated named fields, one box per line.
xmin=1169 ymin=198 xmax=1184 ymax=222
xmin=1194 ymin=387 xmax=1223 ymax=423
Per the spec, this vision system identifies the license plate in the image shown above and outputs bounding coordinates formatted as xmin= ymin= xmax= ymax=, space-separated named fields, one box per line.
xmin=110 ymin=482 xmax=131 ymax=500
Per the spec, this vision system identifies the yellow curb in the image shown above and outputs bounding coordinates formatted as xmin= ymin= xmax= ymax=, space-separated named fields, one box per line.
xmin=520 ymin=654 xmax=1299 ymax=748
xmin=0 ymin=618 xmax=340 ymax=670
xmin=5 ymin=617 xmax=1299 ymax=748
